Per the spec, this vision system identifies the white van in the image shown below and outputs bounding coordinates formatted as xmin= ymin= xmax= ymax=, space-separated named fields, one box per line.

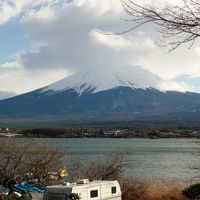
xmin=43 ymin=179 xmax=121 ymax=200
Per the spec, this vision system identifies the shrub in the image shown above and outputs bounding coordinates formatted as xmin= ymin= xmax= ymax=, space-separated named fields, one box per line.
xmin=120 ymin=179 xmax=188 ymax=200
xmin=0 ymin=139 xmax=67 ymax=186
xmin=120 ymin=178 xmax=149 ymax=200
xmin=182 ymin=183 xmax=200 ymax=199
xmin=82 ymin=152 xmax=129 ymax=181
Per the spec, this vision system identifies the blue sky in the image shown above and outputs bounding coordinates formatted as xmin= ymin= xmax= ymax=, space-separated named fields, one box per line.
xmin=0 ymin=0 xmax=200 ymax=99
xmin=0 ymin=21 xmax=27 ymax=63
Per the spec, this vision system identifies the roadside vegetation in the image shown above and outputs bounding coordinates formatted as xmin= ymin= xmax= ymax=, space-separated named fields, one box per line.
xmin=121 ymin=179 xmax=189 ymax=200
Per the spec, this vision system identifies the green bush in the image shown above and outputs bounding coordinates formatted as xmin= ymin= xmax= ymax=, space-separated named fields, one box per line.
xmin=182 ymin=183 xmax=200 ymax=199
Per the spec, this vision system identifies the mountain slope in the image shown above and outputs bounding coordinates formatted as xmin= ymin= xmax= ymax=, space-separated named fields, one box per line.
xmin=0 ymin=86 xmax=200 ymax=116
xmin=0 ymin=66 xmax=200 ymax=117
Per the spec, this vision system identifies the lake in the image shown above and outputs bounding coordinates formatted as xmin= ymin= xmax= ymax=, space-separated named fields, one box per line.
xmin=15 ymin=138 xmax=200 ymax=180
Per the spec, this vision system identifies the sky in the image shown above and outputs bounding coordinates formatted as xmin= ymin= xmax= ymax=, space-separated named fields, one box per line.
xmin=0 ymin=0 xmax=200 ymax=99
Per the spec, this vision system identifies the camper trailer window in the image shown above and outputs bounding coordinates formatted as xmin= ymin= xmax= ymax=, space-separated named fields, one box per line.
xmin=111 ymin=186 xmax=116 ymax=194
xmin=90 ymin=190 xmax=98 ymax=198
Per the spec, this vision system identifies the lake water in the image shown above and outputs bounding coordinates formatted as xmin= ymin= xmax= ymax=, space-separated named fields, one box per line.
xmin=15 ymin=138 xmax=200 ymax=180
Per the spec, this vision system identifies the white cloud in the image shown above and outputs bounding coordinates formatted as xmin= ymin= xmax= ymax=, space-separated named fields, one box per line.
xmin=0 ymin=67 xmax=70 ymax=94
xmin=0 ymin=61 xmax=21 ymax=69
xmin=0 ymin=0 xmax=30 ymax=24
xmin=0 ymin=0 xmax=200 ymax=94
xmin=0 ymin=0 xmax=68 ymax=25
xmin=90 ymin=30 xmax=133 ymax=50
xmin=158 ymin=81 xmax=190 ymax=93
xmin=90 ymin=30 xmax=156 ymax=52
xmin=0 ymin=90 xmax=17 ymax=100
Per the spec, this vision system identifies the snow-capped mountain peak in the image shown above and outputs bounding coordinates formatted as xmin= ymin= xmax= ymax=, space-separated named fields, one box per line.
xmin=42 ymin=66 xmax=162 ymax=95
xmin=0 ymin=66 xmax=198 ymax=117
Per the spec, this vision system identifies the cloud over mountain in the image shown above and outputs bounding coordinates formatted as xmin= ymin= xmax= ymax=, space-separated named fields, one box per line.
xmin=0 ymin=0 xmax=200 ymax=93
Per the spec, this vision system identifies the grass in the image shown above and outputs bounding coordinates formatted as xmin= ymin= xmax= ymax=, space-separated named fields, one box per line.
xmin=121 ymin=178 xmax=190 ymax=200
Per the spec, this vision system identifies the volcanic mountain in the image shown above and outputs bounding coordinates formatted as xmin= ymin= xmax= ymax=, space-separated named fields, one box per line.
xmin=0 ymin=66 xmax=200 ymax=117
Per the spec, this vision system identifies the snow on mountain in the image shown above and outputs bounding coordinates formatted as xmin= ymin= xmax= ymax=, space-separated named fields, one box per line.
xmin=0 ymin=66 xmax=198 ymax=117
xmin=42 ymin=66 xmax=163 ymax=95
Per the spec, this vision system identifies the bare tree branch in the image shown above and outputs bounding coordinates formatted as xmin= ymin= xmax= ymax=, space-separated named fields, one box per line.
xmin=0 ymin=139 xmax=67 ymax=186
xmin=120 ymin=0 xmax=200 ymax=51
xmin=82 ymin=152 xmax=130 ymax=181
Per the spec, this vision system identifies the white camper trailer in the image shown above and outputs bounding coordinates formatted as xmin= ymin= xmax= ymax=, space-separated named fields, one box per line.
xmin=43 ymin=179 xmax=121 ymax=200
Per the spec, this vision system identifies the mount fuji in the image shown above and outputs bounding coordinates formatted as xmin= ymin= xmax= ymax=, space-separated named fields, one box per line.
xmin=0 ymin=66 xmax=200 ymax=117
xmin=43 ymin=66 xmax=163 ymax=95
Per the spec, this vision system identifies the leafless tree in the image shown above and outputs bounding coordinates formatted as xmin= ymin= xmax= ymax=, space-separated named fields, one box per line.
xmin=0 ymin=139 xmax=67 ymax=186
xmin=23 ymin=141 xmax=66 ymax=185
xmin=67 ymin=157 xmax=83 ymax=182
xmin=120 ymin=0 xmax=200 ymax=51
xmin=0 ymin=139 xmax=129 ymax=186
xmin=82 ymin=152 xmax=130 ymax=181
